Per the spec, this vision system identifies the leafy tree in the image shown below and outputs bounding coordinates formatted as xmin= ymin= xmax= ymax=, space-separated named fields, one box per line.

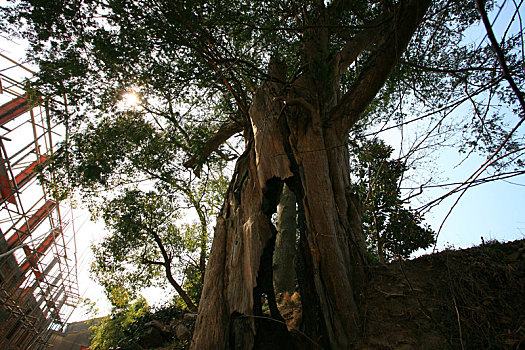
xmin=42 ymin=110 xmax=228 ymax=311
xmin=3 ymin=0 xmax=524 ymax=348
xmin=89 ymin=290 xmax=149 ymax=350
xmin=89 ymin=292 xmax=192 ymax=350
xmin=353 ymin=139 xmax=435 ymax=263
xmin=92 ymin=189 xmax=199 ymax=311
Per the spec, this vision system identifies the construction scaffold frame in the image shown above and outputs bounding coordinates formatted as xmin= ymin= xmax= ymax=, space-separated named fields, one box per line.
xmin=0 ymin=53 xmax=80 ymax=349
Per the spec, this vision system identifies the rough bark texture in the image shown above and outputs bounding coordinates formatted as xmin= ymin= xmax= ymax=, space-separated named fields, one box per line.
xmin=191 ymin=76 xmax=292 ymax=349
xmin=290 ymin=101 xmax=368 ymax=349
xmin=273 ymin=184 xmax=297 ymax=295
xmin=191 ymin=1 xmax=432 ymax=349
xmin=191 ymin=64 xmax=368 ymax=349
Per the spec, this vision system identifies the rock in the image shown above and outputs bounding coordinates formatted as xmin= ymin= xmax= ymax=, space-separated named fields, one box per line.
xmin=175 ymin=324 xmax=191 ymax=341
xmin=145 ymin=319 xmax=170 ymax=335
xmin=169 ymin=319 xmax=181 ymax=331
xmin=183 ymin=313 xmax=198 ymax=322
xmin=140 ymin=326 xmax=165 ymax=348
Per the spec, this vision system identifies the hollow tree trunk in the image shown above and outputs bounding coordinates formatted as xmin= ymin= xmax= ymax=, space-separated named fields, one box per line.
xmin=191 ymin=69 xmax=367 ymax=349
xmin=273 ymin=183 xmax=297 ymax=295
xmin=191 ymin=2 xmax=431 ymax=347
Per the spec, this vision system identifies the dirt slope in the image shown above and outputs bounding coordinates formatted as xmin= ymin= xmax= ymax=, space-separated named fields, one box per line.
xmin=357 ymin=239 xmax=525 ymax=349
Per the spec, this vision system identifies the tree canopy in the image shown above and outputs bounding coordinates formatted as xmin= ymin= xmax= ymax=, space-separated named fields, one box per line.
xmin=36 ymin=102 xmax=228 ymax=311
xmin=4 ymin=0 xmax=522 ymax=181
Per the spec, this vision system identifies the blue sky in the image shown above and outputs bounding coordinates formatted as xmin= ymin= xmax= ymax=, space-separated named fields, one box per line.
xmin=420 ymin=148 xmax=525 ymax=250
xmin=411 ymin=0 xmax=525 ymax=250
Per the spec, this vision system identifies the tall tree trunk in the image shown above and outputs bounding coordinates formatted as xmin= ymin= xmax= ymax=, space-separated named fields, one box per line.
xmin=191 ymin=2 xmax=431 ymax=347
xmin=273 ymin=183 xmax=297 ymax=295
xmin=290 ymin=108 xmax=368 ymax=349
xmin=191 ymin=70 xmax=367 ymax=349
xmin=191 ymin=77 xmax=294 ymax=349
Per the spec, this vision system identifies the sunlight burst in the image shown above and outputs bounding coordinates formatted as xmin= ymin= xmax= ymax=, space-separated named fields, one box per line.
xmin=122 ymin=91 xmax=140 ymax=108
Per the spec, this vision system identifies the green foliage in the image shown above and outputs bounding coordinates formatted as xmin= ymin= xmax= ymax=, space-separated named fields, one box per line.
xmin=39 ymin=111 xmax=182 ymax=202
xmin=33 ymin=92 xmax=228 ymax=307
xmin=90 ymin=293 xmax=150 ymax=350
xmin=90 ymin=297 xmax=191 ymax=350
xmin=179 ymin=263 xmax=204 ymax=306
xmin=90 ymin=190 xmax=177 ymax=297
xmin=32 ymin=95 xmax=229 ymax=308
xmin=353 ymin=139 xmax=435 ymax=262
xmin=2 ymin=0 xmax=522 ymax=172
xmin=5 ymin=0 xmax=523 ymax=188
xmin=90 ymin=186 xmax=219 ymax=307
xmin=382 ymin=208 xmax=435 ymax=259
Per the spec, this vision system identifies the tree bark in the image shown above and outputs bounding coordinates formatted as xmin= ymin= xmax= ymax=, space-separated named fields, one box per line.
xmin=273 ymin=183 xmax=297 ymax=295
xmin=191 ymin=74 xmax=293 ymax=349
xmin=191 ymin=66 xmax=368 ymax=349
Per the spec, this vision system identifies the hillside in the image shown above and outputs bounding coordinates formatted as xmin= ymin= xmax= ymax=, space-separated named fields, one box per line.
xmin=358 ymin=239 xmax=525 ymax=349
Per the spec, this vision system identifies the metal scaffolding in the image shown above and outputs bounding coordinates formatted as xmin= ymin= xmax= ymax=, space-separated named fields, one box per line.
xmin=0 ymin=53 xmax=80 ymax=349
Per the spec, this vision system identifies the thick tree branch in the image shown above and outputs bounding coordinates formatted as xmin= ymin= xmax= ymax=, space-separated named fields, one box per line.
xmin=333 ymin=16 xmax=390 ymax=75
xmin=274 ymin=96 xmax=316 ymax=118
xmin=183 ymin=120 xmax=243 ymax=173
xmin=330 ymin=0 xmax=432 ymax=132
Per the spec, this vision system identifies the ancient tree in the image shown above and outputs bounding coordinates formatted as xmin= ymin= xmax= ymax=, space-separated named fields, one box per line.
xmin=5 ymin=0 xmax=523 ymax=348
xmin=190 ymin=2 xmax=432 ymax=348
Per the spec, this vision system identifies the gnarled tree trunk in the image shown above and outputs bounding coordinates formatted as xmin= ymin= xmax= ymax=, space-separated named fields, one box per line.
xmin=191 ymin=70 xmax=367 ymax=349
xmin=190 ymin=1 xmax=431 ymax=348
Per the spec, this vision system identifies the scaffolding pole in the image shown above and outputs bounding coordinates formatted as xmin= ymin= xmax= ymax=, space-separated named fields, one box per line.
xmin=0 ymin=54 xmax=79 ymax=350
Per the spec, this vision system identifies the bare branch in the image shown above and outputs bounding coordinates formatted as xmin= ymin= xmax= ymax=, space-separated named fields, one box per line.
xmin=402 ymin=60 xmax=499 ymax=75
xmin=476 ymin=0 xmax=525 ymax=114
xmin=420 ymin=1 xmax=525 ymax=249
